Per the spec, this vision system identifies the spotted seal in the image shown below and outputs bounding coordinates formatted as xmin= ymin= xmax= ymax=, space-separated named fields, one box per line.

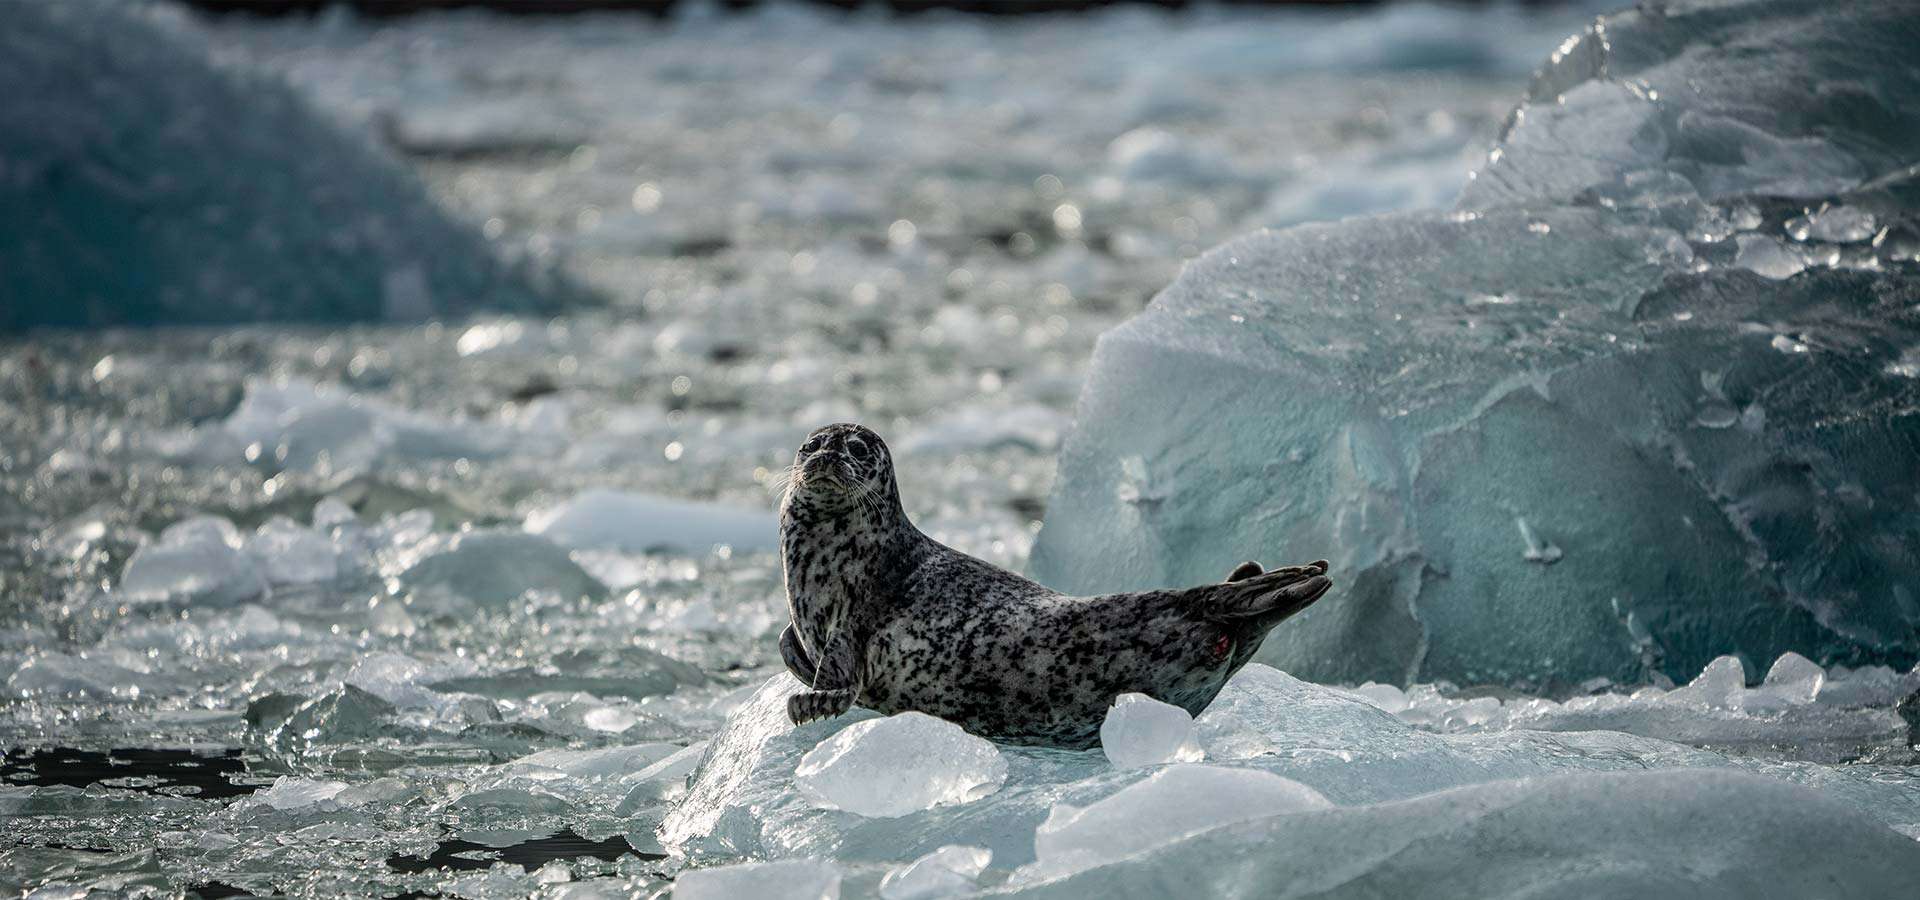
xmin=776 ymin=423 xmax=1333 ymax=749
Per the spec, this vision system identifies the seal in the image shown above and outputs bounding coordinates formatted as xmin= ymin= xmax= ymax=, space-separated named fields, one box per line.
xmin=777 ymin=422 xmax=1333 ymax=748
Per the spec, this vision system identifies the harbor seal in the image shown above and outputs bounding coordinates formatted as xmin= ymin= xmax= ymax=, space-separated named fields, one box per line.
xmin=777 ymin=422 xmax=1333 ymax=748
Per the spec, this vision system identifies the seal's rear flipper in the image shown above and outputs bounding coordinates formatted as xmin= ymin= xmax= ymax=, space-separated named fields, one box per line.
xmin=779 ymin=624 xmax=818 ymax=685
xmin=1188 ymin=560 xmax=1332 ymax=627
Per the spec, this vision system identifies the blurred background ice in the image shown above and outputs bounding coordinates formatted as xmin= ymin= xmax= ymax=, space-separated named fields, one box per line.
xmin=3 ymin=0 xmax=1916 ymax=897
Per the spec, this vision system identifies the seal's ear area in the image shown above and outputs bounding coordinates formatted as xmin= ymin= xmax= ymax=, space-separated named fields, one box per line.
xmin=1186 ymin=561 xmax=1332 ymax=626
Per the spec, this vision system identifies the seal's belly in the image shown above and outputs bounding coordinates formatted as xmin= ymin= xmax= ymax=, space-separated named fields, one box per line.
xmin=856 ymin=600 xmax=1237 ymax=747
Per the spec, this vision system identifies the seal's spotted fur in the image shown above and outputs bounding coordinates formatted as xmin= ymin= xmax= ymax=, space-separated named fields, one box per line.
xmin=778 ymin=423 xmax=1333 ymax=748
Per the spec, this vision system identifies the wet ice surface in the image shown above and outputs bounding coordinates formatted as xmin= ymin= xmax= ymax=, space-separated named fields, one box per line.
xmin=5 ymin=0 xmax=1919 ymax=897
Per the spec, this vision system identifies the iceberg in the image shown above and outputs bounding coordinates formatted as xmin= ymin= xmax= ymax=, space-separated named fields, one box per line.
xmin=0 ymin=2 xmax=569 ymax=331
xmin=1031 ymin=0 xmax=1920 ymax=688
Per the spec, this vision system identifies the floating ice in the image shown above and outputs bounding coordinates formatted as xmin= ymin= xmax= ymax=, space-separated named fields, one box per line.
xmin=1460 ymin=0 xmax=1919 ymax=207
xmin=525 ymin=489 xmax=776 ymax=556
xmin=1025 ymin=765 xmax=1330 ymax=881
xmin=1032 ymin=0 xmax=1920 ymax=689
xmin=1099 ymin=693 xmax=1203 ymax=768
xmin=674 ymin=859 xmax=841 ymax=900
xmin=796 ymin=712 xmax=1009 ymax=818
xmin=1348 ymin=652 xmax=1917 ymax=758
xmin=0 ymin=2 xmax=562 ymax=330
xmin=664 ymin=665 xmax=1920 ymax=874
xmin=246 ymin=776 xmax=350 ymax=811
xmin=395 ymin=530 xmax=607 ymax=615
xmin=427 ymin=645 xmax=705 ymax=703
xmin=245 ymin=517 xmax=339 ymax=586
xmin=117 ymin=516 xmax=267 ymax=608
xmin=1001 ymin=770 xmax=1920 ymax=899
xmin=879 ymin=845 xmax=992 ymax=900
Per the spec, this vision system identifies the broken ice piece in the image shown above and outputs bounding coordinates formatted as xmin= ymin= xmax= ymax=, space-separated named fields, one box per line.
xmin=1027 ymin=765 xmax=1330 ymax=880
xmin=1100 ymin=693 xmax=1204 ymax=768
xmin=795 ymin=711 xmax=1007 ymax=818
xmin=674 ymin=859 xmax=840 ymax=900
xmin=879 ymin=845 xmax=992 ymax=900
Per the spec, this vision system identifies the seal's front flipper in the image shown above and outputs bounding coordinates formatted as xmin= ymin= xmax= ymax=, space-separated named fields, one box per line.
xmin=1188 ymin=559 xmax=1332 ymax=627
xmin=1225 ymin=561 xmax=1265 ymax=582
xmin=779 ymin=623 xmax=818 ymax=685
xmin=788 ymin=689 xmax=854 ymax=725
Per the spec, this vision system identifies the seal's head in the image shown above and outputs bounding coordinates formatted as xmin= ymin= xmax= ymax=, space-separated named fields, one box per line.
xmin=782 ymin=423 xmax=900 ymax=517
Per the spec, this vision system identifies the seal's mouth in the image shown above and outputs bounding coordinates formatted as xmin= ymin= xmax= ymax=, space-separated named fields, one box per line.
xmin=799 ymin=451 xmax=856 ymax=488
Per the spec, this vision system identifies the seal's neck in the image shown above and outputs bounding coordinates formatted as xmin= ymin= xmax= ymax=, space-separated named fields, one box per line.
xmin=780 ymin=479 xmax=911 ymax=538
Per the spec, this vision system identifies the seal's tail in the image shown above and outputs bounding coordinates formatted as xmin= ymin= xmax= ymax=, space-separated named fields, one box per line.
xmin=1188 ymin=559 xmax=1332 ymax=627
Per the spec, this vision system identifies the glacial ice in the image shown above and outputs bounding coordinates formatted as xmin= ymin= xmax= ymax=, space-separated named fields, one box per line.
xmin=1098 ymin=693 xmax=1203 ymax=768
xmin=796 ymin=712 xmax=1010 ymax=818
xmin=394 ymin=530 xmax=607 ymax=615
xmin=525 ymin=489 xmax=778 ymax=556
xmin=0 ymin=2 xmax=564 ymax=330
xmin=118 ymin=516 xmax=268 ymax=608
xmin=1031 ymin=0 xmax=1920 ymax=688
xmin=1459 ymin=0 xmax=1920 ymax=208
xmin=674 ymin=859 xmax=842 ymax=900
xmin=879 ymin=845 xmax=993 ymax=900
xmin=1000 ymin=770 xmax=1920 ymax=899
xmin=1024 ymin=766 xmax=1331 ymax=882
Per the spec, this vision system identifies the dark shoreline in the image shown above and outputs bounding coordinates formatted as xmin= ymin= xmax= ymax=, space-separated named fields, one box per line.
xmin=177 ymin=0 xmax=1512 ymax=19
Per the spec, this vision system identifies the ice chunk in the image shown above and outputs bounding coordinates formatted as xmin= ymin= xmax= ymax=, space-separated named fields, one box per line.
xmin=615 ymin=742 xmax=710 ymax=812
xmin=0 ymin=3 xmax=563 ymax=330
xmin=1666 ymin=655 xmax=1750 ymax=710
xmin=395 ymin=530 xmax=607 ymax=615
xmin=1733 ymin=233 xmax=1808 ymax=280
xmin=796 ymin=712 xmax=1008 ymax=818
xmin=245 ymin=517 xmax=339 ymax=585
xmin=999 ymin=771 xmax=1920 ymax=898
xmin=202 ymin=378 xmax=523 ymax=474
xmin=426 ymin=646 xmax=704 ymax=702
xmin=664 ymin=667 xmax=1920 ymax=872
xmin=879 ymin=846 xmax=992 ymax=900
xmin=1025 ymin=765 xmax=1330 ymax=881
xmin=5 ymin=651 xmax=171 ymax=701
xmin=510 ymin=743 xmax=681 ymax=780
xmin=246 ymin=776 xmax=350 ymax=811
xmin=525 ymin=489 xmax=776 ymax=555
xmin=1460 ymin=0 xmax=1919 ymax=208
xmin=1756 ymin=651 xmax=1826 ymax=707
xmin=117 ymin=515 xmax=267 ymax=607
xmin=1032 ymin=206 xmax=1920 ymax=688
xmin=1786 ymin=205 xmax=1878 ymax=244
xmin=674 ymin=860 xmax=840 ymax=900
xmin=1099 ymin=693 xmax=1203 ymax=768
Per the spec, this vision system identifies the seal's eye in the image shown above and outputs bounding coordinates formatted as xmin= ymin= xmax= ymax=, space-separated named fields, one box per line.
xmin=801 ymin=435 xmax=825 ymax=454
xmin=846 ymin=437 xmax=871 ymax=459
